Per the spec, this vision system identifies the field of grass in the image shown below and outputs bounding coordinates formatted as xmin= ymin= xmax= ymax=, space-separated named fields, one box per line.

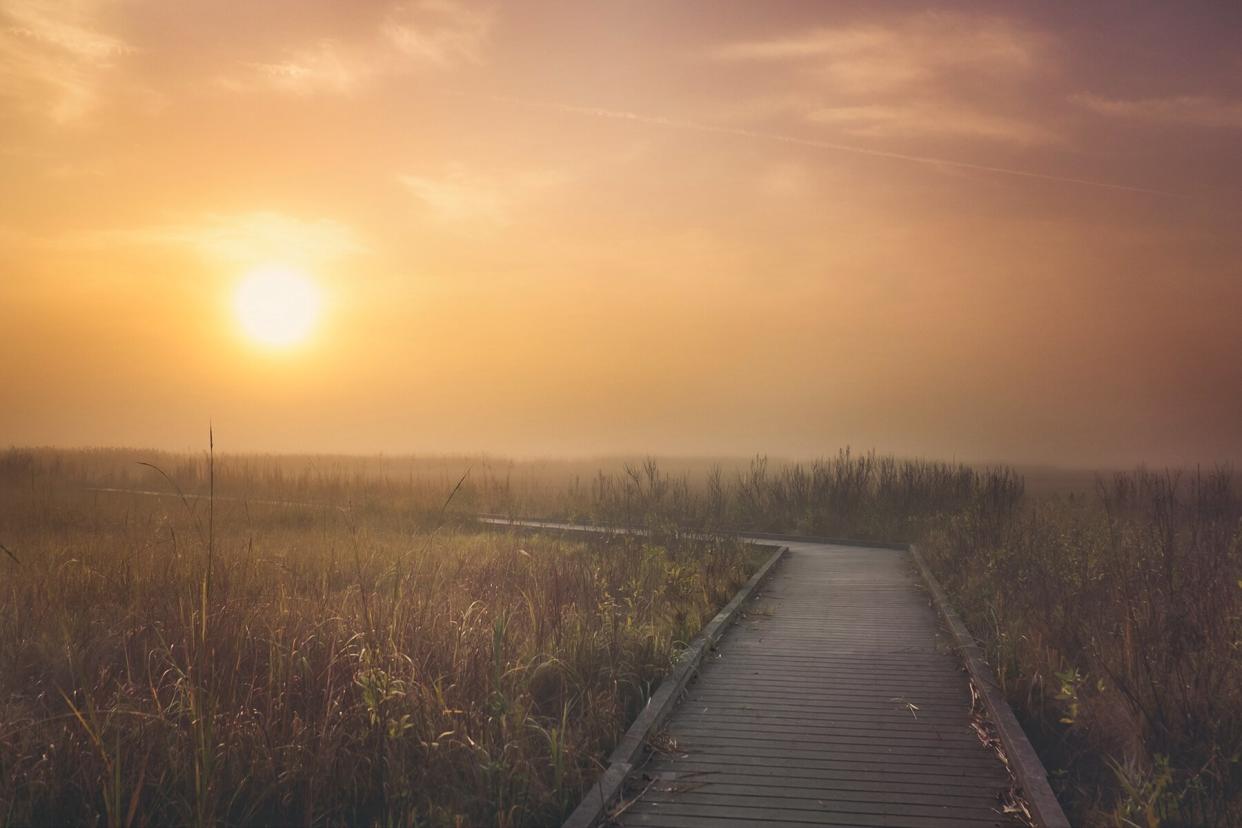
xmin=2 ymin=447 xmax=1238 ymax=827
xmin=0 ymin=450 xmax=760 ymax=827
xmin=545 ymin=452 xmax=1241 ymax=827
xmin=924 ymin=470 xmax=1242 ymax=827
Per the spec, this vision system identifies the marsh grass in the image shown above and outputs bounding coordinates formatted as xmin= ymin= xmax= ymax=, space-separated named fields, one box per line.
xmin=540 ymin=451 xmax=1241 ymax=825
xmin=923 ymin=469 xmax=1242 ymax=826
xmin=0 ymin=451 xmax=759 ymax=827
xmin=4 ymin=447 xmax=1237 ymax=826
xmin=575 ymin=450 xmax=1024 ymax=540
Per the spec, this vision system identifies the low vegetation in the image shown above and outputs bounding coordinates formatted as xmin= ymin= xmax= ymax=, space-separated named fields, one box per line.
xmin=2 ymin=448 xmax=1237 ymax=826
xmin=924 ymin=469 xmax=1241 ymax=827
xmin=559 ymin=452 xmax=1242 ymax=826
xmin=0 ymin=450 xmax=759 ymax=827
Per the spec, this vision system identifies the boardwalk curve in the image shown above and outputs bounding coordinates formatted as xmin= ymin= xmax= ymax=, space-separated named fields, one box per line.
xmin=478 ymin=520 xmax=1067 ymax=828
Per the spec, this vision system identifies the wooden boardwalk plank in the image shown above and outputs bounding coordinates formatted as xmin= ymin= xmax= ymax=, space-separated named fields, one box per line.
xmin=622 ymin=801 xmax=1007 ymax=827
xmin=639 ymin=772 xmax=1006 ymax=803
xmin=652 ymin=760 xmax=995 ymax=787
xmin=667 ymin=721 xmax=984 ymax=746
xmin=636 ymin=790 xmax=1007 ymax=822
xmin=618 ymin=539 xmax=1023 ymax=827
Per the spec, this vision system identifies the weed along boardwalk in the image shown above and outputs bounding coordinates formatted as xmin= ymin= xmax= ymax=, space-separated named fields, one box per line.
xmin=481 ymin=521 xmax=1066 ymax=828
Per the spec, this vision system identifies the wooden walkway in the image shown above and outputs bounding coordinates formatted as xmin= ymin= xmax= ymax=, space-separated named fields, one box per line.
xmin=617 ymin=538 xmax=1022 ymax=828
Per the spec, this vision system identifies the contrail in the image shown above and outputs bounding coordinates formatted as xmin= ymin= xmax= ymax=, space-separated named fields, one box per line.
xmin=493 ymin=96 xmax=1179 ymax=197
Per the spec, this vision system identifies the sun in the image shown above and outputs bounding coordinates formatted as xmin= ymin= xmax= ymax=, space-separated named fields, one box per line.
xmin=234 ymin=265 xmax=322 ymax=348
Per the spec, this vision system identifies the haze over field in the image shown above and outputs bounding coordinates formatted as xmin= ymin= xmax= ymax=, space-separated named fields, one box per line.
xmin=2 ymin=1 xmax=1240 ymax=465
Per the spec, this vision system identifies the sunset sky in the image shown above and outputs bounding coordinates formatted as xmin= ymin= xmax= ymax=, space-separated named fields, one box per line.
xmin=2 ymin=1 xmax=1240 ymax=466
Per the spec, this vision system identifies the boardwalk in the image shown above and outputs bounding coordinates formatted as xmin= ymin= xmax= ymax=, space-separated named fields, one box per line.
xmin=616 ymin=538 xmax=1021 ymax=827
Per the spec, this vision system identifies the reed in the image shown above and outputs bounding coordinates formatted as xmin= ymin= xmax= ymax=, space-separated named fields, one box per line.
xmin=0 ymin=450 xmax=759 ymax=827
xmin=4 ymin=448 xmax=1237 ymax=825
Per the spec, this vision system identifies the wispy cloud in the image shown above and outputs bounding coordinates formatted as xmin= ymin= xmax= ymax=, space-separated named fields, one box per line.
xmin=79 ymin=211 xmax=365 ymax=266
xmin=400 ymin=169 xmax=508 ymax=224
xmin=1073 ymin=93 xmax=1242 ymax=129
xmin=236 ymin=0 xmax=495 ymax=96
xmin=0 ymin=0 xmax=131 ymax=122
xmin=497 ymin=97 xmax=1174 ymax=196
xmin=382 ymin=0 xmax=494 ymax=67
xmin=398 ymin=164 xmax=565 ymax=225
xmin=247 ymin=42 xmax=366 ymax=96
xmin=713 ymin=14 xmax=1040 ymax=94
xmin=709 ymin=13 xmax=1053 ymax=147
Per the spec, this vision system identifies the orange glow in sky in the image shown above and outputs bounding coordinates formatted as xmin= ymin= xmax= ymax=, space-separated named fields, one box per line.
xmin=1 ymin=2 xmax=1240 ymax=466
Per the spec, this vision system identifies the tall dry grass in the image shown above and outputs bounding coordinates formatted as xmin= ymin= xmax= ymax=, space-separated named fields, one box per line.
xmin=0 ymin=450 xmax=758 ymax=827
xmin=519 ymin=451 xmax=1241 ymax=825
xmin=588 ymin=451 xmax=1024 ymax=542
xmin=923 ymin=469 xmax=1242 ymax=826
xmin=4 ymin=447 xmax=1237 ymax=825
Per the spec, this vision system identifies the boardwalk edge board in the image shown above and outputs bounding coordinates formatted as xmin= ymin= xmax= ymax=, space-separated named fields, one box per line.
xmin=564 ymin=541 xmax=787 ymax=828
xmin=909 ymin=544 xmax=1072 ymax=828
xmin=556 ymin=538 xmax=784 ymax=828
xmin=475 ymin=518 xmax=787 ymax=828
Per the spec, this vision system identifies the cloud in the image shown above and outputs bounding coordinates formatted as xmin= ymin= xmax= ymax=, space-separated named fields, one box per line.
xmin=248 ymin=42 xmax=366 ymax=96
xmin=79 ymin=211 xmax=365 ymax=266
xmin=398 ymin=164 xmax=565 ymax=225
xmin=0 ymin=0 xmax=131 ymax=122
xmin=1072 ymin=93 xmax=1242 ymax=129
xmin=2 ymin=0 xmax=497 ymax=111
xmin=235 ymin=0 xmax=495 ymax=96
xmin=400 ymin=169 xmax=509 ymax=224
xmin=808 ymin=102 xmax=1059 ymax=146
xmin=712 ymin=13 xmax=1040 ymax=94
xmin=707 ymin=13 xmax=1053 ymax=147
xmin=382 ymin=0 xmax=494 ymax=67
xmin=497 ymin=97 xmax=1172 ymax=196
